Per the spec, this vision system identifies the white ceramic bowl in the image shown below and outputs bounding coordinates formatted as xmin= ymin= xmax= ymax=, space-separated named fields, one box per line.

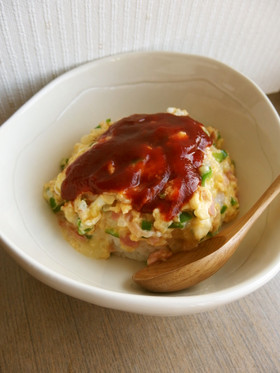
xmin=1 ymin=52 xmax=280 ymax=316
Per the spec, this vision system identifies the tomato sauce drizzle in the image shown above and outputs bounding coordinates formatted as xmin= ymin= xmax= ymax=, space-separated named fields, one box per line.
xmin=61 ymin=113 xmax=212 ymax=220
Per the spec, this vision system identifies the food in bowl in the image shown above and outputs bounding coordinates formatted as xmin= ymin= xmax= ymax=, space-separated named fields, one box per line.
xmin=43 ymin=108 xmax=239 ymax=265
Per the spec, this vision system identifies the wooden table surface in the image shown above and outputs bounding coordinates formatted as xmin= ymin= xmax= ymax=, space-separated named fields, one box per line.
xmin=1 ymin=94 xmax=280 ymax=373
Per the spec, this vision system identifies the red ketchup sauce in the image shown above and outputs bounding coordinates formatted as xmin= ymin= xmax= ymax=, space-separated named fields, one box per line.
xmin=61 ymin=113 xmax=212 ymax=221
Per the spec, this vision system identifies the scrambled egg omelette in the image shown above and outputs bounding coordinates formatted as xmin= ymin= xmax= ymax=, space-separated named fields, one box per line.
xmin=43 ymin=108 xmax=239 ymax=265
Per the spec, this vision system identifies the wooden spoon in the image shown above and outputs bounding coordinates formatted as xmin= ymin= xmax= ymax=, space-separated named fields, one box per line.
xmin=133 ymin=174 xmax=280 ymax=293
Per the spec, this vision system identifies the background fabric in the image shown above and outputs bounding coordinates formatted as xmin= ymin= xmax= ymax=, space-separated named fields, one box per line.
xmin=0 ymin=0 xmax=280 ymax=125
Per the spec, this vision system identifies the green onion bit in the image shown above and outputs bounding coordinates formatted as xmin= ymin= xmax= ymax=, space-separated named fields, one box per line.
xmin=141 ymin=220 xmax=153 ymax=231
xmin=213 ymin=150 xmax=228 ymax=163
xmin=105 ymin=228 xmax=120 ymax=238
xmin=220 ymin=205 xmax=227 ymax=214
xmin=49 ymin=197 xmax=63 ymax=213
xmin=60 ymin=158 xmax=69 ymax=171
xmin=179 ymin=211 xmax=193 ymax=223
xmin=169 ymin=221 xmax=184 ymax=229
xmin=201 ymin=167 xmax=212 ymax=186
xmin=77 ymin=218 xmax=92 ymax=236
xmin=230 ymin=197 xmax=238 ymax=206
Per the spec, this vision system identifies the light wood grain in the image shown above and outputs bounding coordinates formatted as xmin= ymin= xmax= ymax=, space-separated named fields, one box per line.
xmin=1 ymin=248 xmax=280 ymax=373
xmin=1 ymin=93 xmax=280 ymax=373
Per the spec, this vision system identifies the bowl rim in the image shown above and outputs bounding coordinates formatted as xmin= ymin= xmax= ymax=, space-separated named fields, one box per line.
xmin=1 ymin=229 xmax=280 ymax=316
xmin=2 ymin=50 xmax=280 ymax=130
xmin=1 ymin=51 xmax=280 ymax=316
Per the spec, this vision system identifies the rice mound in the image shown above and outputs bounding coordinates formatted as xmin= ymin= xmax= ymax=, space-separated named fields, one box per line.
xmin=43 ymin=108 xmax=239 ymax=265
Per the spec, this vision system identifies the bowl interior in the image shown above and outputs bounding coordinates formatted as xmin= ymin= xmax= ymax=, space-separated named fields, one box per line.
xmin=1 ymin=52 xmax=280 ymax=315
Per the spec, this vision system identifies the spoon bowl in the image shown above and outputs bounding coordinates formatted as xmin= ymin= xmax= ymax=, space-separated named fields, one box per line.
xmin=133 ymin=174 xmax=280 ymax=292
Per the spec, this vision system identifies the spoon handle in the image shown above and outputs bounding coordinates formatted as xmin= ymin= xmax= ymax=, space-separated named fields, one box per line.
xmin=224 ymin=174 xmax=280 ymax=240
xmin=133 ymin=174 xmax=280 ymax=292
